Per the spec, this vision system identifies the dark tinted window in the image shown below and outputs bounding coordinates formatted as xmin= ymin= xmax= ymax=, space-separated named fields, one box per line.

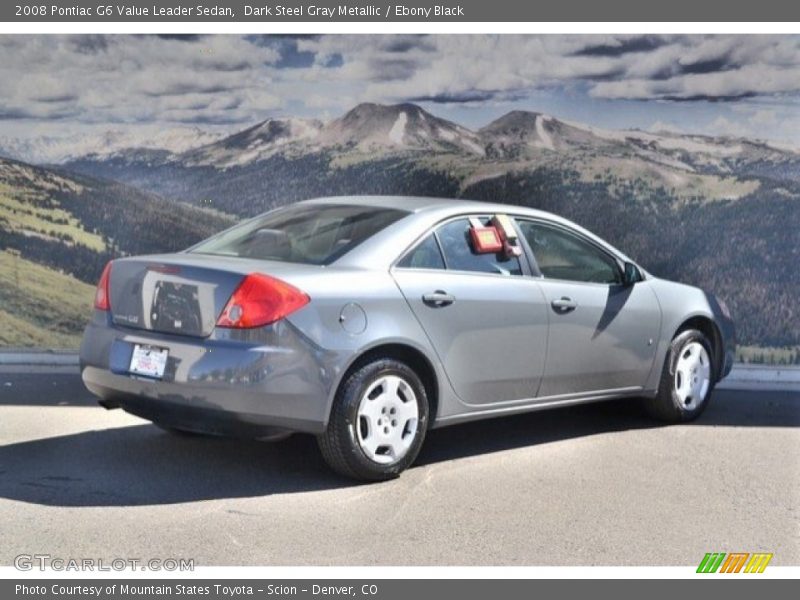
xmin=190 ymin=204 xmax=408 ymax=265
xmin=518 ymin=221 xmax=621 ymax=284
xmin=397 ymin=234 xmax=445 ymax=270
xmin=436 ymin=218 xmax=522 ymax=276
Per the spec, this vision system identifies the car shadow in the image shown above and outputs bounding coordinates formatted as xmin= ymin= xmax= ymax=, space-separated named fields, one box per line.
xmin=0 ymin=388 xmax=796 ymax=508
xmin=591 ymin=284 xmax=633 ymax=340
xmin=420 ymin=389 xmax=798 ymax=465
xmin=0 ymin=425 xmax=348 ymax=506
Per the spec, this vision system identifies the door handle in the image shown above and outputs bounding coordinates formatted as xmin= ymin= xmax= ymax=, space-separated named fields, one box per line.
xmin=422 ymin=291 xmax=456 ymax=307
xmin=551 ymin=296 xmax=578 ymax=313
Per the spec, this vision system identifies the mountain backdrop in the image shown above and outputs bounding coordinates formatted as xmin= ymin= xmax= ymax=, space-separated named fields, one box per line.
xmin=1 ymin=102 xmax=799 ymax=352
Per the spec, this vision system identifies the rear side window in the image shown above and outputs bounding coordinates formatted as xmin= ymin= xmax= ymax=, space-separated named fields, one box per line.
xmin=517 ymin=220 xmax=622 ymax=284
xmin=397 ymin=234 xmax=445 ymax=270
xmin=189 ymin=204 xmax=408 ymax=265
xmin=436 ymin=218 xmax=522 ymax=276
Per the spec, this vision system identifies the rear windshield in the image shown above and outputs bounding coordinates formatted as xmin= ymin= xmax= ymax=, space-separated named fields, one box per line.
xmin=189 ymin=203 xmax=409 ymax=265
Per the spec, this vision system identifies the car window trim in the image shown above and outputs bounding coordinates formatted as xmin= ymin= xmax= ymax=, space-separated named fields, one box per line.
xmin=509 ymin=217 xmax=542 ymax=278
xmin=431 ymin=231 xmax=449 ymax=270
xmin=513 ymin=217 xmax=626 ymax=287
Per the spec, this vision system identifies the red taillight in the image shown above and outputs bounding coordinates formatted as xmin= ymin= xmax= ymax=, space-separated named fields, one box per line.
xmin=94 ymin=261 xmax=112 ymax=311
xmin=216 ymin=273 xmax=309 ymax=329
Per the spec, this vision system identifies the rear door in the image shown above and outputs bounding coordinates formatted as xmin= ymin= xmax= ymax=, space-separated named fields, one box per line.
xmin=515 ymin=219 xmax=661 ymax=397
xmin=391 ymin=217 xmax=549 ymax=406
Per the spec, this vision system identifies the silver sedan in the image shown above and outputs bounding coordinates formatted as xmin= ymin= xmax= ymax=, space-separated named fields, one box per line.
xmin=80 ymin=196 xmax=735 ymax=480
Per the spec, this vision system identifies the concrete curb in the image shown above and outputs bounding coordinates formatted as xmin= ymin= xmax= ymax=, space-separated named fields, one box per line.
xmin=0 ymin=351 xmax=79 ymax=366
xmin=1 ymin=352 xmax=798 ymax=392
xmin=716 ymin=364 xmax=800 ymax=392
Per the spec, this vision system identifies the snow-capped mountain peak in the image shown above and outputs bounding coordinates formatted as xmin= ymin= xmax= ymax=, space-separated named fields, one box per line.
xmin=5 ymin=102 xmax=798 ymax=177
xmin=479 ymin=110 xmax=623 ymax=155
xmin=181 ymin=117 xmax=323 ymax=167
xmin=319 ymin=102 xmax=485 ymax=155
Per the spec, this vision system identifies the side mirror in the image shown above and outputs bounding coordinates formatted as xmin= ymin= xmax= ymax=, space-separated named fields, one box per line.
xmin=623 ymin=262 xmax=642 ymax=286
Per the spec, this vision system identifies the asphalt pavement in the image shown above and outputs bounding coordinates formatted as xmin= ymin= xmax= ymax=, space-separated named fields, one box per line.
xmin=0 ymin=370 xmax=798 ymax=566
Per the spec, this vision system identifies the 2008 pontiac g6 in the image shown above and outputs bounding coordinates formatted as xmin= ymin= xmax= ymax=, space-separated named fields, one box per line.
xmin=80 ymin=196 xmax=735 ymax=480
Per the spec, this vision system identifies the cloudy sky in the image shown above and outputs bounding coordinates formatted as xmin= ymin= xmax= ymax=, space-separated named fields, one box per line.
xmin=1 ymin=34 xmax=800 ymax=152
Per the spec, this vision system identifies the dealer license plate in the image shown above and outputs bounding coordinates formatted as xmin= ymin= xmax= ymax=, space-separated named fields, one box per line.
xmin=129 ymin=344 xmax=168 ymax=379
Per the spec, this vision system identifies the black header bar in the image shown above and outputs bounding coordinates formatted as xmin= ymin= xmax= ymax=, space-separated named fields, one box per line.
xmin=3 ymin=0 xmax=800 ymax=22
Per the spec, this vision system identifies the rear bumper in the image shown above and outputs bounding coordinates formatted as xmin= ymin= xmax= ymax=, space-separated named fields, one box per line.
xmin=82 ymin=367 xmax=326 ymax=435
xmin=79 ymin=312 xmax=345 ymax=435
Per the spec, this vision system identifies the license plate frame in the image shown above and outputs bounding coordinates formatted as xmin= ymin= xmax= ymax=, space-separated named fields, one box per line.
xmin=129 ymin=344 xmax=168 ymax=379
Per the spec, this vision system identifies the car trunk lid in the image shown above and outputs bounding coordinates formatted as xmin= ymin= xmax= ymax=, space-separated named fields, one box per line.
xmin=108 ymin=254 xmax=316 ymax=338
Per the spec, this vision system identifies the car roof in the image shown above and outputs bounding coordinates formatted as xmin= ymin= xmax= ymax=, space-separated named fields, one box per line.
xmin=300 ymin=195 xmax=556 ymax=220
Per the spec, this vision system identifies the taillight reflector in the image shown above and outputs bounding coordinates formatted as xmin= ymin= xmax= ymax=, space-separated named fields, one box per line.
xmin=216 ymin=273 xmax=309 ymax=329
xmin=94 ymin=261 xmax=112 ymax=311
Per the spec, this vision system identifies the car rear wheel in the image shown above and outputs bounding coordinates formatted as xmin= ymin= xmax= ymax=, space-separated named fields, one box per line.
xmin=317 ymin=358 xmax=429 ymax=481
xmin=644 ymin=328 xmax=715 ymax=422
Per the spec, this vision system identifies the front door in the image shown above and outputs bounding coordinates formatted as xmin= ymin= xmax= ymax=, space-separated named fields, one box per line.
xmin=515 ymin=219 xmax=661 ymax=397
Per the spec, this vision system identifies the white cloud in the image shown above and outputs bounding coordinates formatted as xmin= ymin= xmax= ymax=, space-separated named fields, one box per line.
xmin=705 ymin=116 xmax=751 ymax=138
xmin=590 ymin=64 xmax=800 ymax=100
xmin=0 ymin=34 xmax=799 ymax=146
xmin=0 ymin=35 xmax=282 ymax=125
xmin=648 ymin=121 xmax=684 ymax=134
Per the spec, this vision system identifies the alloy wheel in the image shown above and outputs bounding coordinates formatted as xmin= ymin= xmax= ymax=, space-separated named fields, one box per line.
xmin=674 ymin=341 xmax=711 ymax=409
xmin=356 ymin=374 xmax=419 ymax=464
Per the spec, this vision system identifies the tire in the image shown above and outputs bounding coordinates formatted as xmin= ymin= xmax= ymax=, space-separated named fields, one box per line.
xmin=317 ymin=358 xmax=429 ymax=481
xmin=644 ymin=328 xmax=716 ymax=423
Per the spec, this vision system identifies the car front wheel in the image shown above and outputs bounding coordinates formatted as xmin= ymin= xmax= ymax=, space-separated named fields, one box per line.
xmin=317 ymin=358 xmax=429 ymax=481
xmin=645 ymin=328 xmax=716 ymax=422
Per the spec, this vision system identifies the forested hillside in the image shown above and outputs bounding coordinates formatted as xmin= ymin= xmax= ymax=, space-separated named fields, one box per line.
xmin=0 ymin=157 xmax=233 ymax=347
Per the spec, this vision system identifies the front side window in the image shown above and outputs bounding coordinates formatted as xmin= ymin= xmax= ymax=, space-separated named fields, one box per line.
xmin=190 ymin=204 xmax=408 ymax=265
xmin=517 ymin=221 xmax=622 ymax=284
xmin=436 ymin=218 xmax=522 ymax=276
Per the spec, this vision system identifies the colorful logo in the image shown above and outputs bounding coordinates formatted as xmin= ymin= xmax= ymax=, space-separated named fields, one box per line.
xmin=697 ymin=552 xmax=773 ymax=573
